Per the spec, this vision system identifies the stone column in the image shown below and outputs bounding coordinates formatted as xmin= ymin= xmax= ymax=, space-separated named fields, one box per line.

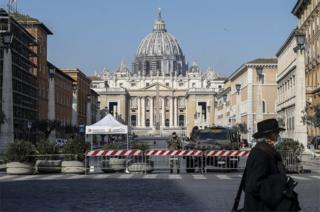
xmin=0 ymin=47 xmax=14 ymax=154
xmin=295 ymin=47 xmax=308 ymax=148
xmin=256 ymin=72 xmax=263 ymax=123
xmin=150 ymin=97 xmax=154 ymax=128
xmin=174 ymin=97 xmax=178 ymax=127
xmin=247 ymin=68 xmax=254 ymax=143
xmin=48 ymin=68 xmax=56 ymax=143
xmin=86 ymin=95 xmax=92 ymax=149
xmin=141 ymin=97 xmax=145 ymax=127
xmin=137 ymin=97 xmax=141 ymax=127
xmin=71 ymin=84 xmax=78 ymax=126
xmin=169 ymin=97 xmax=173 ymax=127
xmin=162 ymin=97 xmax=165 ymax=127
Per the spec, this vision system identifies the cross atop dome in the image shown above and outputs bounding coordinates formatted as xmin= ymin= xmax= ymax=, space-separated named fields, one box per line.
xmin=153 ymin=8 xmax=166 ymax=32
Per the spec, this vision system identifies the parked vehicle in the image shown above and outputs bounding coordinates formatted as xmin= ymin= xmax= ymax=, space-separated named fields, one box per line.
xmin=184 ymin=126 xmax=240 ymax=172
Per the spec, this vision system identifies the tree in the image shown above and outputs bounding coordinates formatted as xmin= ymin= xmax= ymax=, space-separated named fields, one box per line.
xmin=33 ymin=120 xmax=61 ymax=140
xmin=302 ymin=104 xmax=320 ymax=127
xmin=233 ymin=122 xmax=248 ymax=134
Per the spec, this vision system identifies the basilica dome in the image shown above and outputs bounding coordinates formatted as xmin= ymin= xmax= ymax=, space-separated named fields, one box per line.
xmin=136 ymin=13 xmax=183 ymax=58
xmin=133 ymin=10 xmax=187 ymax=77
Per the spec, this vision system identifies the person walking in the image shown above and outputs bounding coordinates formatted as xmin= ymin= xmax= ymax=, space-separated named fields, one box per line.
xmin=167 ymin=132 xmax=182 ymax=174
xmin=232 ymin=119 xmax=301 ymax=211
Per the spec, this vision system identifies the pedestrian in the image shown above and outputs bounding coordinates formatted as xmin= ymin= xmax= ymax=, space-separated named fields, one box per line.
xmin=232 ymin=118 xmax=301 ymax=211
xmin=167 ymin=132 xmax=182 ymax=174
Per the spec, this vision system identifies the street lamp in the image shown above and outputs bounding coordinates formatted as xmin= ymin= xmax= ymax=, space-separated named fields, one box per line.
xmin=223 ymin=94 xmax=227 ymax=102
xmin=294 ymin=31 xmax=306 ymax=53
xmin=1 ymin=31 xmax=13 ymax=50
xmin=49 ymin=67 xmax=55 ymax=79
xmin=235 ymin=84 xmax=241 ymax=95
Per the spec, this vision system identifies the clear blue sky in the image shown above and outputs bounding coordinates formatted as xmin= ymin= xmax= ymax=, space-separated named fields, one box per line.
xmin=10 ymin=0 xmax=297 ymax=77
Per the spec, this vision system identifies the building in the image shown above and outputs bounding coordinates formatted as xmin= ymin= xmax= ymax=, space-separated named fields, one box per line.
xmin=214 ymin=80 xmax=231 ymax=127
xmin=62 ymin=68 xmax=91 ymax=127
xmin=228 ymin=58 xmax=278 ymax=142
xmin=0 ymin=9 xmax=37 ymax=141
xmin=276 ymin=29 xmax=308 ymax=146
xmin=13 ymin=12 xmax=53 ymax=121
xmin=47 ymin=62 xmax=74 ymax=126
xmin=292 ymin=0 xmax=320 ymax=138
xmin=91 ymin=11 xmax=225 ymax=136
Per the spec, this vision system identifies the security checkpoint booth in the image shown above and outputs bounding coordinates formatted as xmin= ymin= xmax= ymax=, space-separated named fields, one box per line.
xmin=85 ymin=113 xmax=131 ymax=173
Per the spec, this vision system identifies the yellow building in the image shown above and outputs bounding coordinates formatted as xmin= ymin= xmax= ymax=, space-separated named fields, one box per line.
xmin=228 ymin=58 xmax=278 ymax=142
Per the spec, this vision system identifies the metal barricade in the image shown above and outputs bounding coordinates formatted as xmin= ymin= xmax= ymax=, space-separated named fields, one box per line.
xmin=144 ymin=150 xmax=203 ymax=174
xmin=85 ymin=149 xmax=143 ymax=174
xmin=204 ymin=150 xmax=250 ymax=173
xmin=279 ymin=151 xmax=303 ymax=173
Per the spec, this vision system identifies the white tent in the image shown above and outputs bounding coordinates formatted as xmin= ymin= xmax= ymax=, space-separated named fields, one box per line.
xmin=86 ymin=113 xmax=128 ymax=135
xmin=85 ymin=113 xmax=129 ymax=149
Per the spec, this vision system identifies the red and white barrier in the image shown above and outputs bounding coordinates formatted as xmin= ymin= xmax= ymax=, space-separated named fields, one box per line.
xmin=145 ymin=150 xmax=203 ymax=156
xmin=86 ymin=150 xmax=143 ymax=157
xmin=206 ymin=150 xmax=250 ymax=157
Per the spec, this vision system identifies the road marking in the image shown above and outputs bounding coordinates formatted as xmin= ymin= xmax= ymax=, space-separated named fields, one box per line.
xmin=39 ymin=175 xmax=65 ymax=180
xmin=118 ymin=174 xmax=133 ymax=179
xmin=0 ymin=175 xmax=18 ymax=180
xmin=169 ymin=174 xmax=182 ymax=179
xmin=310 ymin=175 xmax=320 ymax=180
xmin=14 ymin=175 xmax=38 ymax=181
xmin=91 ymin=174 xmax=110 ymax=179
xmin=66 ymin=175 xmax=86 ymax=179
xmin=291 ymin=176 xmax=310 ymax=181
xmin=216 ymin=175 xmax=232 ymax=180
xmin=143 ymin=174 xmax=157 ymax=179
xmin=192 ymin=175 xmax=207 ymax=180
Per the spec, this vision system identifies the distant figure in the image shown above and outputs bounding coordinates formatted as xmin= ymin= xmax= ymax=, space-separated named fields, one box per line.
xmin=190 ymin=126 xmax=199 ymax=141
xmin=167 ymin=132 xmax=182 ymax=174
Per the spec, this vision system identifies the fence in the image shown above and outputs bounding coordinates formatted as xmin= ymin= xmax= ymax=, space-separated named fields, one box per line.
xmin=85 ymin=149 xmax=251 ymax=174
xmin=278 ymin=151 xmax=303 ymax=173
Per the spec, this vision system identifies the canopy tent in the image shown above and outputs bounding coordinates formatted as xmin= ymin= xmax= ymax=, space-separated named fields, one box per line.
xmin=86 ymin=113 xmax=128 ymax=135
xmin=85 ymin=113 xmax=129 ymax=149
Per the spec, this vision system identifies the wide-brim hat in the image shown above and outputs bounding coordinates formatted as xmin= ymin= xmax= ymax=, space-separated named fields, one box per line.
xmin=252 ymin=119 xmax=285 ymax=139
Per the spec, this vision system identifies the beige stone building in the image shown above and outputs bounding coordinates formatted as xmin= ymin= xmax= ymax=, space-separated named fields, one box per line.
xmin=215 ymin=80 xmax=231 ymax=127
xmin=276 ymin=29 xmax=308 ymax=146
xmin=292 ymin=0 xmax=320 ymax=138
xmin=228 ymin=58 xmax=278 ymax=142
xmin=62 ymin=69 xmax=91 ymax=127
xmin=91 ymin=12 xmax=225 ymax=136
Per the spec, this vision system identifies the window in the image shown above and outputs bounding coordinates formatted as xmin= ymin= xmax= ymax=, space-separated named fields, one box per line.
xmin=131 ymin=83 xmax=136 ymax=87
xmin=166 ymin=83 xmax=169 ymax=87
xmin=146 ymin=119 xmax=150 ymax=127
xmin=179 ymin=115 xmax=185 ymax=127
xmin=192 ymin=83 xmax=196 ymax=87
xmin=131 ymin=115 xmax=137 ymax=126
xmin=119 ymin=83 xmax=123 ymax=87
xmin=146 ymin=83 xmax=149 ymax=87
xmin=179 ymin=83 xmax=184 ymax=87
xmin=262 ymin=101 xmax=266 ymax=113
xmin=165 ymin=119 xmax=170 ymax=127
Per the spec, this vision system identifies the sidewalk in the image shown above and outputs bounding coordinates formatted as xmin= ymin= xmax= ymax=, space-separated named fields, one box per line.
xmin=301 ymin=153 xmax=320 ymax=174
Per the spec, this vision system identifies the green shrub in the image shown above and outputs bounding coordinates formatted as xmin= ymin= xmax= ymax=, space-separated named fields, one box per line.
xmin=35 ymin=140 xmax=59 ymax=160
xmin=275 ymin=138 xmax=304 ymax=155
xmin=102 ymin=143 xmax=121 ymax=150
xmin=5 ymin=140 xmax=37 ymax=163
xmin=62 ymin=138 xmax=88 ymax=161
xmin=131 ymin=143 xmax=150 ymax=151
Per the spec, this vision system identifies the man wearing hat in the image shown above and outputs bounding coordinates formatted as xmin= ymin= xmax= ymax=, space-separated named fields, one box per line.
xmin=242 ymin=119 xmax=300 ymax=211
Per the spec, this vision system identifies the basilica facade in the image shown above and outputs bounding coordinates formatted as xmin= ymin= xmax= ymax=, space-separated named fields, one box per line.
xmin=91 ymin=11 xmax=225 ymax=136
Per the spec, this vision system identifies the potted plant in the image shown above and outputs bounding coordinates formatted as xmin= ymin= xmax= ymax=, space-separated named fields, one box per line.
xmin=276 ymin=138 xmax=304 ymax=173
xmin=101 ymin=143 xmax=127 ymax=173
xmin=61 ymin=137 xmax=88 ymax=174
xmin=5 ymin=140 xmax=37 ymax=175
xmin=35 ymin=140 xmax=61 ymax=174
xmin=127 ymin=143 xmax=153 ymax=173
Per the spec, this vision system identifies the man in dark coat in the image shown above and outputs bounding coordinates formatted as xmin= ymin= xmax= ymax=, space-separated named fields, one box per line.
xmin=244 ymin=119 xmax=300 ymax=211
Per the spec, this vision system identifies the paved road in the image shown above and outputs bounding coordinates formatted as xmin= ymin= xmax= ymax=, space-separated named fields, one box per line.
xmin=0 ymin=173 xmax=319 ymax=212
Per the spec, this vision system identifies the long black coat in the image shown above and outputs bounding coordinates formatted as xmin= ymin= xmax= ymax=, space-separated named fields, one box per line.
xmin=244 ymin=141 xmax=287 ymax=211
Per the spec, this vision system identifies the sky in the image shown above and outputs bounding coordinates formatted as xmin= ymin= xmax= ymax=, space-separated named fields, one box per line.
xmin=5 ymin=0 xmax=298 ymax=77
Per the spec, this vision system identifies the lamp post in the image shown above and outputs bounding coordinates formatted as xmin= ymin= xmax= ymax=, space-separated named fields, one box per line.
xmin=294 ymin=31 xmax=308 ymax=148
xmin=0 ymin=31 xmax=14 ymax=154
xmin=48 ymin=67 xmax=56 ymax=143
xmin=71 ymin=82 xmax=78 ymax=127
xmin=256 ymin=66 xmax=263 ymax=123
